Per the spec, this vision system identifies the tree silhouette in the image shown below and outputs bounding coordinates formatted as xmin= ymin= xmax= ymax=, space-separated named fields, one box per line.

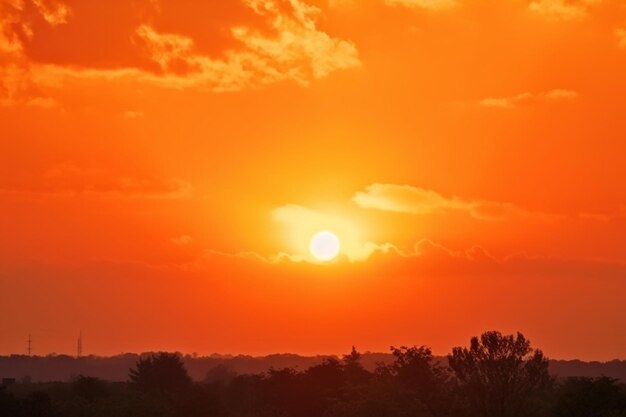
xmin=343 ymin=346 xmax=371 ymax=385
xmin=0 ymin=386 xmax=20 ymax=417
xmin=204 ymin=364 xmax=237 ymax=384
xmin=3 ymin=333 xmax=622 ymax=417
xmin=382 ymin=345 xmax=451 ymax=415
xmin=128 ymin=352 xmax=191 ymax=396
xmin=554 ymin=376 xmax=626 ymax=417
xmin=71 ymin=375 xmax=109 ymax=402
xmin=448 ymin=331 xmax=551 ymax=417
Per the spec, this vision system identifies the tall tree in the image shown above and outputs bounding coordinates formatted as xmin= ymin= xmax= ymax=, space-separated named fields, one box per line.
xmin=129 ymin=352 xmax=191 ymax=396
xmin=343 ymin=346 xmax=371 ymax=385
xmin=448 ymin=331 xmax=551 ymax=417
xmin=383 ymin=345 xmax=451 ymax=416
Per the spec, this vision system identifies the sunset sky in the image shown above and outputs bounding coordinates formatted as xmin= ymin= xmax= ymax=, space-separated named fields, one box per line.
xmin=1 ymin=0 xmax=626 ymax=360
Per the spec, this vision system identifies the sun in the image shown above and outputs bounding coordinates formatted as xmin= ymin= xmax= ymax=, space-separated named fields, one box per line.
xmin=309 ymin=231 xmax=341 ymax=262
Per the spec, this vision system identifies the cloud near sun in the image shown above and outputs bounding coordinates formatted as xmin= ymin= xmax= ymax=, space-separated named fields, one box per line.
xmin=258 ymin=183 xmax=548 ymax=264
xmin=353 ymin=183 xmax=533 ymax=221
xmin=272 ymin=204 xmax=395 ymax=263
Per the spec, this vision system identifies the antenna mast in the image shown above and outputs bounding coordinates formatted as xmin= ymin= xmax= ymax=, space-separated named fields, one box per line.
xmin=27 ymin=334 xmax=32 ymax=356
xmin=77 ymin=331 xmax=83 ymax=358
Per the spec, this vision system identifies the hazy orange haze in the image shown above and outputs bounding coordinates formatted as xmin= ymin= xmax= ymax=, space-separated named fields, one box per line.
xmin=1 ymin=0 xmax=626 ymax=360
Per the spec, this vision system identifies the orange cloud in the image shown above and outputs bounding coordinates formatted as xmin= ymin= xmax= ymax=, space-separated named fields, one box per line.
xmin=31 ymin=0 xmax=72 ymax=26
xmin=373 ymin=238 xmax=626 ymax=278
xmin=171 ymin=235 xmax=193 ymax=246
xmin=0 ymin=59 xmax=60 ymax=108
xmin=0 ymin=5 xmax=26 ymax=54
xmin=271 ymin=204 xmax=392 ymax=262
xmin=617 ymin=27 xmax=626 ymax=48
xmin=129 ymin=0 xmax=361 ymax=91
xmin=528 ymin=0 xmax=600 ymax=21
xmin=0 ymin=164 xmax=192 ymax=199
xmin=0 ymin=1 xmax=62 ymax=106
xmin=384 ymin=0 xmax=458 ymax=11
xmin=0 ymin=0 xmax=361 ymax=103
xmin=122 ymin=110 xmax=144 ymax=119
xmin=181 ymin=236 xmax=626 ymax=280
xmin=479 ymin=89 xmax=578 ymax=108
xmin=353 ymin=183 xmax=530 ymax=221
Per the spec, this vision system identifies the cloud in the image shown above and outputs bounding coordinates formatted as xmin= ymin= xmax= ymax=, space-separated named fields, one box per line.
xmin=479 ymin=92 xmax=533 ymax=108
xmin=271 ymin=204 xmax=394 ymax=262
xmin=0 ymin=164 xmax=193 ymax=199
xmin=383 ymin=0 xmax=458 ymax=11
xmin=31 ymin=0 xmax=72 ymax=26
xmin=0 ymin=1 xmax=65 ymax=107
xmin=0 ymin=60 xmax=61 ymax=108
xmin=0 ymin=0 xmax=361 ymax=104
xmin=123 ymin=110 xmax=144 ymax=119
xmin=197 ymin=236 xmax=626 ymax=282
xmin=617 ymin=28 xmax=626 ymax=48
xmin=0 ymin=4 xmax=27 ymax=54
xmin=353 ymin=183 xmax=530 ymax=221
xmin=126 ymin=1 xmax=361 ymax=91
xmin=528 ymin=0 xmax=600 ymax=21
xmin=379 ymin=239 xmax=626 ymax=278
xmin=578 ymin=212 xmax=611 ymax=222
xmin=578 ymin=205 xmax=626 ymax=222
xmin=479 ymin=89 xmax=578 ymax=108
xmin=171 ymin=235 xmax=193 ymax=246
xmin=202 ymin=238 xmax=478 ymax=266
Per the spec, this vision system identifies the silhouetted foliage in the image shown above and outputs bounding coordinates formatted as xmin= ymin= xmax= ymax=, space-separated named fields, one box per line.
xmin=554 ymin=376 xmax=626 ymax=417
xmin=129 ymin=352 xmax=192 ymax=396
xmin=448 ymin=331 xmax=552 ymax=417
xmin=0 ymin=386 xmax=20 ymax=416
xmin=342 ymin=346 xmax=370 ymax=385
xmin=377 ymin=345 xmax=453 ymax=416
xmin=71 ymin=375 xmax=109 ymax=402
xmin=21 ymin=391 xmax=57 ymax=417
xmin=324 ymin=379 xmax=433 ymax=417
xmin=205 ymin=364 xmax=238 ymax=385
xmin=2 ymin=331 xmax=625 ymax=417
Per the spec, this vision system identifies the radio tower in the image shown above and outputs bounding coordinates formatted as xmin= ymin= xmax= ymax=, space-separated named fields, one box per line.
xmin=27 ymin=334 xmax=32 ymax=356
xmin=77 ymin=331 xmax=83 ymax=358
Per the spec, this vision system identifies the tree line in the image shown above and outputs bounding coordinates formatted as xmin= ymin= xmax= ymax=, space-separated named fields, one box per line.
xmin=1 ymin=331 xmax=625 ymax=417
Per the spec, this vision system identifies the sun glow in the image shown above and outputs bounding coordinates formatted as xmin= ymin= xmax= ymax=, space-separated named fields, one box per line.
xmin=273 ymin=205 xmax=381 ymax=262
xmin=309 ymin=231 xmax=341 ymax=262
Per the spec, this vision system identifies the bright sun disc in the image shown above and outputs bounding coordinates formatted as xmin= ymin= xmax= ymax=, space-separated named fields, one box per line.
xmin=309 ymin=231 xmax=341 ymax=262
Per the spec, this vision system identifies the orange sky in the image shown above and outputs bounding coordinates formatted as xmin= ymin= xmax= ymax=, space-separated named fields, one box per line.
xmin=1 ymin=0 xmax=626 ymax=360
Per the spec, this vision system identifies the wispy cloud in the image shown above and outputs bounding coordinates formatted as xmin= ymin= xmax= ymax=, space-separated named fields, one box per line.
xmin=0 ymin=1 xmax=65 ymax=107
xmin=0 ymin=164 xmax=193 ymax=199
xmin=479 ymin=89 xmax=578 ymax=108
xmin=123 ymin=110 xmax=145 ymax=119
xmin=271 ymin=204 xmax=392 ymax=262
xmin=31 ymin=0 xmax=72 ymax=26
xmin=528 ymin=0 xmax=600 ymax=21
xmin=384 ymin=0 xmax=458 ymax=11
xmin=199 ymin=237 xmax=626 ymax=280
xmin=128 ymin=0 xmax=361 ymax=91
xmin=616 ymin=27 xmax=626 ymax=48
xmin=171 ymin=235 xmax=193 ymax=246
xmin=353 ymin=183 xmax=533 ymax=221
xmin=0 ymin=0 xmax=361 ymax=105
